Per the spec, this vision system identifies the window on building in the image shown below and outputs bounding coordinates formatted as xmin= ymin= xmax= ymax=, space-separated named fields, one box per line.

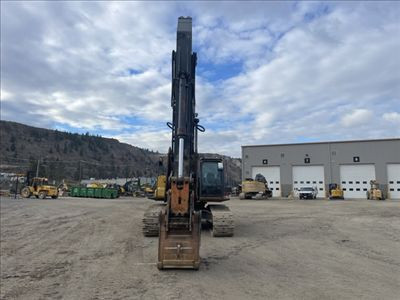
xmin=349 ymin=188 xmax=354 ymax=191
xmin=356 ymin=181 xmax=360 ymax=184
xmin=319 ymin=181 xmax=323 ymax=184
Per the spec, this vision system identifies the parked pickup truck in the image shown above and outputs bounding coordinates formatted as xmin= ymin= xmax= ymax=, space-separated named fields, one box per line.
xmin=298 ymin=187 xmax=318 ymax=199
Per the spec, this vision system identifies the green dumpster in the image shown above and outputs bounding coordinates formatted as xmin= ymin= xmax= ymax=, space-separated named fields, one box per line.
xmin=87 ymin=188 xmax=95 ymax=198
xmin=79 ymin=187 xmax=87 ymax=197
xmin=71 ymin=187 xmax=80 ymax=197
xmin=94 ymin=188 xmax=102 ymax=198
xmin=102 ymin=188 xmax=111 ymax=199
xmin=111 ymin=189 xmax=118 ymax=198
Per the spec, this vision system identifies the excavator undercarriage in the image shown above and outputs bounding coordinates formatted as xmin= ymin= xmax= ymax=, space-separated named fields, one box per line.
xmin=143 ymin=203 xmax=234 ymax=238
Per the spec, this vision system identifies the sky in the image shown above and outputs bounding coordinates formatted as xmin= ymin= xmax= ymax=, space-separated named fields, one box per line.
xmin=1 ymin=1 xmax=400 ymax=157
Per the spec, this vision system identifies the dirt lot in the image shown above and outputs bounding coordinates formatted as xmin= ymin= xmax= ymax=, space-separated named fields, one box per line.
xmin=1 ymin=196 xmax=399 ymax=300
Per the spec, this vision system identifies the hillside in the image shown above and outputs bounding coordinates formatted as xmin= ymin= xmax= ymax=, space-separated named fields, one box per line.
xmin=0 ymin=120 xmax=241 ymax=185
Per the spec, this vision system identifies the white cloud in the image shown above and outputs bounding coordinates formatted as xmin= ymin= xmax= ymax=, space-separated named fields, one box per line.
xmin=341 ymin=109 xmax=373 ymax=127
xmin=383 ymin=112 xmax=400 ymax=123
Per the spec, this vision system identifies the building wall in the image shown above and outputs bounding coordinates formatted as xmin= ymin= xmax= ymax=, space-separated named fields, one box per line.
xmin=242 ymin=139 xmax=400 ymax=197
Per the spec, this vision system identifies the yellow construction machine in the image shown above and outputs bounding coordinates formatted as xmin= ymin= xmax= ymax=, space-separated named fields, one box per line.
xmin=152 ymin=175 xmax=167 ymax=200
xmin=239 ymin=174 xmax=272 ymax=200
xmin=328 ymin=183 xmax=344 ymax=200
xmin=21 ymin=177 xmax=58 ymax=199
xmin=144 ymin=175 xmax=167 ymax=200
xmin=367 ymin=180 xmax=385 ymax=200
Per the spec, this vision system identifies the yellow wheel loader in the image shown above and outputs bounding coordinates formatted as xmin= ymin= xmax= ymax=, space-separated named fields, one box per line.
xmin=328 ymin=183 xmax=344 ymax=200
xmin=21 ymin=177 xmax=58 ymax=199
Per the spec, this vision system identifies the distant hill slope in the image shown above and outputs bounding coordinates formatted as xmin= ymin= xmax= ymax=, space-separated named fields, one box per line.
xmin=0 ymin=120 xmax=241 ymax=185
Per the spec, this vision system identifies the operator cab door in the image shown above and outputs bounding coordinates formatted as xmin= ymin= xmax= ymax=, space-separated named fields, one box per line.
xmin=199 ymin=160 xmax=225 ymax=200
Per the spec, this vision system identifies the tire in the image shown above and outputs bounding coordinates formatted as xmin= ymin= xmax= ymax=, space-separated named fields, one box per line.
xmin=21 ymin=187 xmax=31 ymax=198
xmin=38 ymin=191 xmax=47 ymax=199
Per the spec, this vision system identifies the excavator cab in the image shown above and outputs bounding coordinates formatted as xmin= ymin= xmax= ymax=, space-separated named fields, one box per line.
xmin=199 ymin=158 xmax=225 ymax=201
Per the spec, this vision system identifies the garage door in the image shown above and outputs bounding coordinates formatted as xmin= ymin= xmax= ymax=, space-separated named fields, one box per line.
xmin=292 ymin=166 xmax=325 ymax=197
xmin=340 ymin=164 xmax=375 ymax=199
xmin=387 ymin=164 xmax=400 ymax=199
xmin=252 ymin=166 xmax=281 ymax=197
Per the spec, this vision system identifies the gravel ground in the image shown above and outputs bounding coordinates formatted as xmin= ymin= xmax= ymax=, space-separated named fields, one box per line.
xmin=1 ymin=196 xmax=399 ymax=300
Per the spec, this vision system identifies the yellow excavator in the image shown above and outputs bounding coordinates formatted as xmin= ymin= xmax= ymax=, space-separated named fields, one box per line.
xmin=367 ymin=180 xmax=385 ymax=200
xmin=21 ymin=177 xmax=58 ymax=199
xmin=239 ymin=174 xmax=272 ymax=199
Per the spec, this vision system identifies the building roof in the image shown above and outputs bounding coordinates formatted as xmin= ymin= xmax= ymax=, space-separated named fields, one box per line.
xmin=242 ymin=138 xmax=400 ymax=148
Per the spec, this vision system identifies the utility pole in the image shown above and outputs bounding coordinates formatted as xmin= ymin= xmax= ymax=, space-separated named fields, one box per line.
xmin=79 ymin=160 xmax=82 ymax=183
xmin=36 ymin=158 xmax=40 ymax=177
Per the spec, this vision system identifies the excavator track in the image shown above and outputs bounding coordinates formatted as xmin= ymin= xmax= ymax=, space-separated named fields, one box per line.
xmin=142 ymin=203 xmax=165 ymax=237
xmin=208 ymin=204 xmax=234 ymax=237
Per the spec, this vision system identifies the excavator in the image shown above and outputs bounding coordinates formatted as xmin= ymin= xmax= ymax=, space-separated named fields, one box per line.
xmin=367 ymin=180 xmax=385 ymax=200
xmin=239 ymin=174 xmax=272 ymax=200
xmin=142 ymin=17 xmax=234 ymax=270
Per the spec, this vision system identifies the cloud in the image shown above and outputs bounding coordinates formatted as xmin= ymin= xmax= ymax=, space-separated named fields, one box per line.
xmin=383 ymin=112 xmax=400 ymax=123
xmin=1 ymin=1 xmax=400 ymax=157
xmin=341 ymin=109 xmax=373 ymax=127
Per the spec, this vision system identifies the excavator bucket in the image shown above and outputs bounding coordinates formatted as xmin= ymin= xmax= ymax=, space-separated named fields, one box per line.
xmin=158 ymin=209 xmax=201 ymax=270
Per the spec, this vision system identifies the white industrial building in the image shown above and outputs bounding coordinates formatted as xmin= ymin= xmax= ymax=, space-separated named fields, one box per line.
xmin=242 ymin=139 xmax=400 ymax=199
